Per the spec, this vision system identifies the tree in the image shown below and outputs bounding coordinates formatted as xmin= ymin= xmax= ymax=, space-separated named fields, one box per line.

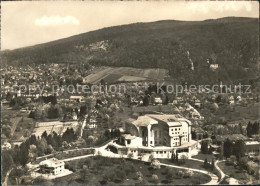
xmin=84 ymin=158 xmax=92 ymax=169
xmin=127 ymin=152 xmax=134 ymax=159
xmin=223 ymin=138 xmax=233 ymax=158
xmin=136 ymin=171 xmax=143 ymax=179
xmin=176 ymin=170 xmax=184 ymax=179
xmin=151 ymin=174 xmax=159 ymax=183
xmin=246 ymin=121 xmax=253 ymax=137
xmin=171 ymin=152 xmax=175 ymax=162
xmin=41 ymin=131 xmax=48 ymax=140
xmin=176 ymin=152 xmax=179 ymax=162
xmin=38 ymin=138 xmax=48 ymax=155
xmin=151 ymin=159 xmax=160 ymax=169
xmin=204 ymin=158 xmax=209 ymax=168
xmin=184 ymin=169 xmax=194 ymax=178
xmin=211 ymin=159 xmax=215 ymax=170
xmin=201 ymin=141 xmax=209 ymax=154
xmin=233 ymin=140 xmax=245 ymax=158
xmin=191 ymin=130 xmax=197 ymax=140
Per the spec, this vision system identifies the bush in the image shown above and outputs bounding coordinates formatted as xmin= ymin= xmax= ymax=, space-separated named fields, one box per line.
xmin=151 ymin=174 xmax=159 ymax=184
xmin=151 ymin=159 xmax=160 ymax=169
xmin=184 ymin=170 xmax=194 ymax=178
xmin=136 ymin=171 xmax=143 ymax=179
xmin=176 ymin=170 xmax=184 ymax=179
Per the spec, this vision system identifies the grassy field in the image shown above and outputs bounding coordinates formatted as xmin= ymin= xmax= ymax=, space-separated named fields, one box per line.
xmin=84 ymin=67 xmax=168 ymax=84
xmin=53 ymin=157 xmax=211 ymax=185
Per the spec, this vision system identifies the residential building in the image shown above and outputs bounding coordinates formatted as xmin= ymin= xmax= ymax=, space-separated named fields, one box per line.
xmin=39 ymin=158 xmax=65 ymax=175
xmin=245 ymin=141 xmax=260 ymax=155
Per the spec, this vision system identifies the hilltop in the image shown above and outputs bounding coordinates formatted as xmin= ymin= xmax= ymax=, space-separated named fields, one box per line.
xmin=1 ymin=17 xmax=258 ymax=84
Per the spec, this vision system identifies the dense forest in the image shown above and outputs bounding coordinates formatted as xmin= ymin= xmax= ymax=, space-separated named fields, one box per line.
xmin=2 ymin=17 xmax=258 ymax=84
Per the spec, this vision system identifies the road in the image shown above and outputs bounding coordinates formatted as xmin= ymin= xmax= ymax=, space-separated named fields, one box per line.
xmin=215 ymin=160 xmax=226 ymax=183
xmin=2 ymin=168 xmax=13 ymax=186
xmin=10 ymin=117 xmax=22 ymax=136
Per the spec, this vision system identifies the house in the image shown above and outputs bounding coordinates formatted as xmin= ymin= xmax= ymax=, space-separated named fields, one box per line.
xmin=1 ymin=142 xmax=12 ymax=150
xmin=70 ymin=96 xmax=84 ymax=103
xmin=244 ymin=141 xmax=260 ymax=155
xmin=109 ymin=114 xmax=199 ymax=159
xmin=39 ymin=158 xmax=65 ymax=175
xmin=229 ymin=96 xmax=235 ymax=104
xmin=210 ymin=64 xmax=219 ymax=71
xmin=154 ymin=97 xmax=162 ymax=105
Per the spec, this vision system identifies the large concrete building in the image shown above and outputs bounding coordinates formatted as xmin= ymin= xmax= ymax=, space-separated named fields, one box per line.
xmin=124 ymin=114 xmax=192 ymax=147
xmin=109 ymin=114 xmax=198 ymax=159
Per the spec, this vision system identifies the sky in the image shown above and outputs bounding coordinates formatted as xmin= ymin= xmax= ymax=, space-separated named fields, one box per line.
xmin=1 ymin=0 xmax=259 ymax=50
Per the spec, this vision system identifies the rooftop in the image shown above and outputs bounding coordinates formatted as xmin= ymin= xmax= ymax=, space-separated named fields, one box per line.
xmin=40 ymin=158 xmax=64 ymax=167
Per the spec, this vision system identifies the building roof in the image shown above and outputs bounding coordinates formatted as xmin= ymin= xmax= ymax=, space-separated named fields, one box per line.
xmin=40 ymin=158 xmax=64 ymax=168
xmin=122 ymin=134 xmax=137 ymax=140
xmin=132 ymin=115 xmax=157 ymax=127
xmin=127 ymin=114 xmax=191 ymax=128
xmin=245 ymin=141 xmax=260 ymax=146
xmin=147 ymin=114 xmax=191 ymax=126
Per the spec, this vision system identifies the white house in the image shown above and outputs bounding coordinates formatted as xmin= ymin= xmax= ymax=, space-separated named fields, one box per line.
xmin=1 ymin=142 xmax=12 ymax=150
xmin=39 ymin=158 xmax=65 ymax=175
xmin=210 ymin=64 xmax=219 ymax=71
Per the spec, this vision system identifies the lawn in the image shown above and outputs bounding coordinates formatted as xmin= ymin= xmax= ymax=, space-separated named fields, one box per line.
xmin=192 ymin=153 xmax=216 ymax=161
xmin=53 ymin=157 xmax=211 ymax=185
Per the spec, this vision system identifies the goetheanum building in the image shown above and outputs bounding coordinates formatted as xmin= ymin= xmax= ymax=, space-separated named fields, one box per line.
xmin=109 ymin=114 xmax=199 ymax=159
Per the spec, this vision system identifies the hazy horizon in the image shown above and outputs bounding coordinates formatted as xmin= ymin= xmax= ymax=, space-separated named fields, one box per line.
xmin=2 ymin=1 xmax=259 ymax=50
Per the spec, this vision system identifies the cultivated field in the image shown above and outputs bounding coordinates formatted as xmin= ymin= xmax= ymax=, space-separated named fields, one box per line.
xmin=32 ymin=121 xmax=79 ymax=137
xmin=84 ymin=67 xmax=169 ymax=84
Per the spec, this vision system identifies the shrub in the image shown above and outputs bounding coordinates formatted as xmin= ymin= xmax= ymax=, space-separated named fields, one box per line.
xmin=136 ymin=171 xmax=143 ymax=179
xmin=127 ymin=152 xmax=134 ymax=159
xmin=151 ymin=159 xmax=160 ymax=170
xmin=176 ymin=170 xmax=184 ymax=179
xmin=151 ymin=174 xmax=159 ymax=184
xmin=184 ymin=170 xmax=194 ymax=178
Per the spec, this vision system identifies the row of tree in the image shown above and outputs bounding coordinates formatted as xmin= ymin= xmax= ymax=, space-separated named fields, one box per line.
xmin=246 ymin=121 xmax=259 ymax=137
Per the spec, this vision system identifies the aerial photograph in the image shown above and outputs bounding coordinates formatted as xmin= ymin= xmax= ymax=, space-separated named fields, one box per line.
xmin=1 ymin=0 xmax=259 ymax=185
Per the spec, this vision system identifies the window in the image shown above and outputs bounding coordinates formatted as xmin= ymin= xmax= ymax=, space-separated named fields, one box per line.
xmin=179 ymin=128 xmax=180 ymax=130
xmin=150 ymin=141 xmax=153 ymax=144
xmin=175 ymin=128 xmax=177 ymax=131
xmin=171 ymin=129 xmax=173 ymax=131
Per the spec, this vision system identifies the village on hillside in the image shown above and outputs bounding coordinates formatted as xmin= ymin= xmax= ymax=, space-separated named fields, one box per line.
xmin=1 ymin=62 xmax=259 ymax=185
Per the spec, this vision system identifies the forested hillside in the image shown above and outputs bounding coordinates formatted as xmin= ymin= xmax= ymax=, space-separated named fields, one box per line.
xmin=2 ymin=17 xmax=258 ymax=84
